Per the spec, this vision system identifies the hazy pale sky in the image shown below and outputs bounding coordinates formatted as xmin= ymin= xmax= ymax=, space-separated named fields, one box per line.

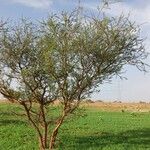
xmin=0 ymin=0 xmax=150 ymax=102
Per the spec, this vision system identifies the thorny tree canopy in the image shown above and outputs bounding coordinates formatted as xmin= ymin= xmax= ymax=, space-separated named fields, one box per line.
xmin=0 ymin=12 xmax=148 ymax=105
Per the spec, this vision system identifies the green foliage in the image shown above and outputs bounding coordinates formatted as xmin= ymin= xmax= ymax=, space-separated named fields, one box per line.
xmin=0 ymin=10 xmax=148 ymax=103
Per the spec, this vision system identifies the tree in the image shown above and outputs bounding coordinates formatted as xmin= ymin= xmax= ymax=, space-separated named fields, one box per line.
xmin=0 ymin=9 xmax=148 ymax=149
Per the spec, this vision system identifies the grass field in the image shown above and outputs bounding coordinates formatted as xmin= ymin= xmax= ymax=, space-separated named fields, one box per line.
xmin=0 ymin=103 xmax=150 ymax=150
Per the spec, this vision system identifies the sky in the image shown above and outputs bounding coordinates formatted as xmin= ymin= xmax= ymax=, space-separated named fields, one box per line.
xmin=0 ymin=0 xmax=150 ymax=102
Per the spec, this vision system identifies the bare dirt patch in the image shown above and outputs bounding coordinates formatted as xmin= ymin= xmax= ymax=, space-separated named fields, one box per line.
xmin=82 ymin=101 xmax=150 ymax=112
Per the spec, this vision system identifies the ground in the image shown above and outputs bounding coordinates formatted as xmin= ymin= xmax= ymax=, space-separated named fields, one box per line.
xmin=83 ymin=101 xmax=150 ymax=112
xmin=0 ymin=100 xmax=150 ymax=149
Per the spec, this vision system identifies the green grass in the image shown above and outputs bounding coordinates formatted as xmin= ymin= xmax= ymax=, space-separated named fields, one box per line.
xmin=0 ymin=104 xmax=150 ymax=150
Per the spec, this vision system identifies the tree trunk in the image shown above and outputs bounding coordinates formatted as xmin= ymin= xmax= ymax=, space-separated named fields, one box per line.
xmin=39 ymin=137 xmax=45 ymax=150
xmin=38 ymin=124 xmax=49 ymax=150
xmin=39 ymin=136 xmax=49 ymax=150
xmin=49 ymin=113 xmax=65 ymax=150
xmin=49 ymin=128 xmax=58 ymax=150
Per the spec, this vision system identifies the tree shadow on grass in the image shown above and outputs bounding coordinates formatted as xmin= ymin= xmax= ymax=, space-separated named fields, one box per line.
xmin=61 ymin=128 xmax=150 ymax=149
xmin=0 ymin=111 xmax=27 ymax=126
xmin=0 ymin=119 xmax=26 ymax=126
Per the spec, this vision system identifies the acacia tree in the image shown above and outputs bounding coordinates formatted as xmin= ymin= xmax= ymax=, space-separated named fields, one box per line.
xmin=0 ymin=9 xmax=148 ymax=149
